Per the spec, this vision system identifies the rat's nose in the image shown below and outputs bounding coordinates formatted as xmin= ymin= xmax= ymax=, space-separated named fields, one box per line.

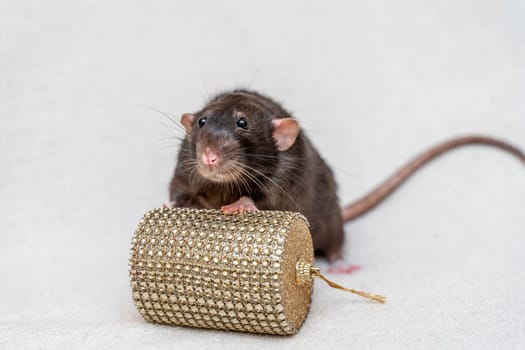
xmin=201 ymin=147 xmax=219 ymax=166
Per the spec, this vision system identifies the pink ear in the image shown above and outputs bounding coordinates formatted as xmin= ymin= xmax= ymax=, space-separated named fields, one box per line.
xmin=272 ymin=118 xmax=300 ymax=151
xmin=180 ymin=113 xmax=195 ymax=135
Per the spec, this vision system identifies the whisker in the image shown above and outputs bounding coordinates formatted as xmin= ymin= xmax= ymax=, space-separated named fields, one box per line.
xmin=237 ymin=166 xmax=263 ymax=196
xmin=148 ymin=106 xmax=186 ymax=132
xmin=247 ymin=68 xmax=258 ymax=89
xmin=158 ymin=135 xmax=185 ymax=143
xmin=233 ymin=164 xmax=275 ymax=208
xmin=236 ymin=162 xmax=300 ymax=211
xmin=249 ymin=166 xmax=300 ymax=210
xmin=192 ymin=54 xmax=210 ymax=102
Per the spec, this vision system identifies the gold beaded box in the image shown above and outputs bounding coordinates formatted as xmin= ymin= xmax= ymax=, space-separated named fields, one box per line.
xmin=129 ymin=207 xmax=314 ymax=335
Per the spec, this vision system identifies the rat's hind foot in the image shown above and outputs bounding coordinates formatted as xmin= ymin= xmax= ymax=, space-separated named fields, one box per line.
xmin=327 ymin=259 xmax=362 ymax=274
xmin=221 ymin=196 xmax=258 ymax=214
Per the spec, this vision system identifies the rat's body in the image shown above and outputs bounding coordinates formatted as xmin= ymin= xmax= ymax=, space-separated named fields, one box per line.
xmin=170 ymin=90 xmax=345 ymax=263
xmin=170 ymin=89 xmax=525 ymax=272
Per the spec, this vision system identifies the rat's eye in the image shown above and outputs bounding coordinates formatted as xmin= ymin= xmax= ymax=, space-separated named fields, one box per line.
xmin=236 ymin=117 xmax=248 ymax=129
xmin=198 ymin=117 xmax=207 ymax=128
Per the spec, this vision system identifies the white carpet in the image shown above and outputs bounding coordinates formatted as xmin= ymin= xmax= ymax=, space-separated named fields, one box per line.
xmin=1 ymin=1 xmax=524 ymax=349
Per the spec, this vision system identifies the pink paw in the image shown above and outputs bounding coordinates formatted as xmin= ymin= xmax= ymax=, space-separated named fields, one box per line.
xmin=327 ymin=260 xmax=362 ymax=274
xmin=221 ymin=196 xmax=258 ymax=214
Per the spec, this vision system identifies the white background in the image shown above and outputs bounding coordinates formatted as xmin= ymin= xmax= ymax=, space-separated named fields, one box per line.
xmin=1 ymin=1 xmax=524 ymax=349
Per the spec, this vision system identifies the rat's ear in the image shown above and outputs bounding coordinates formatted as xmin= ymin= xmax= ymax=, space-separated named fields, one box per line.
xmin=180 ymin=113 xmax=195 ymax=136
xmin=272 ymin=118 xmax=300 ymax=151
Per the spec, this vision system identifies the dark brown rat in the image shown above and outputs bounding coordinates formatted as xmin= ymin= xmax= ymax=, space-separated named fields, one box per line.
xmin=169 ymin=89 xmax=525 ymax=272
xmin=170 ymin=89 xmax=346 ymax=267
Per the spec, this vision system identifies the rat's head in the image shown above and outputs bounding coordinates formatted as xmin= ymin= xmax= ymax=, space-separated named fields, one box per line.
xmin=180 ymin=91 xmax=300 ymax=184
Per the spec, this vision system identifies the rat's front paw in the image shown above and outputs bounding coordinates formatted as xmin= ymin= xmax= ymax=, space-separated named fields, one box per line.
xmin=221 ymin=196 xmax=258 ymax=214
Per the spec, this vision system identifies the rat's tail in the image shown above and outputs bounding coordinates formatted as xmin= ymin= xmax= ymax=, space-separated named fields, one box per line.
xmin=341 ymin=135 xmax=525 ymax=222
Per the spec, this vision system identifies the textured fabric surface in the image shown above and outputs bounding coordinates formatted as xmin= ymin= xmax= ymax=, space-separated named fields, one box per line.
xmin=1 ymin=1 xmax=524 ymax=349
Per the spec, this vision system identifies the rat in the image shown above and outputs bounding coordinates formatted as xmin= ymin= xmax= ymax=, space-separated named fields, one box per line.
xmin=168 ymin=89 xmax=525 ymax=273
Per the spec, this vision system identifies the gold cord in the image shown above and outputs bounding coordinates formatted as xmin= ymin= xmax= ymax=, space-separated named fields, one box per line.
xmin=311 ymin=268 xmax=386 ymax=303
xmin=296 ymin=261 xmax=386 ymax=303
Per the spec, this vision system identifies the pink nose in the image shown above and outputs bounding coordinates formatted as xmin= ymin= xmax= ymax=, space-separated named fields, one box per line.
xmin=201 ymin=147 xmax=219 ymax=166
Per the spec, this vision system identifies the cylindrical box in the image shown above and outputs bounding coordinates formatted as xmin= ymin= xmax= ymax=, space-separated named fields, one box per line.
xmin=129 ymin=207 xmax=314 ymax=335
